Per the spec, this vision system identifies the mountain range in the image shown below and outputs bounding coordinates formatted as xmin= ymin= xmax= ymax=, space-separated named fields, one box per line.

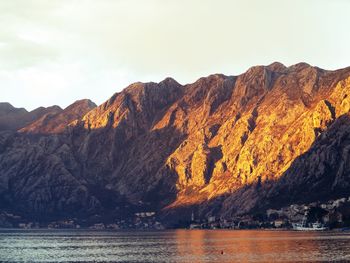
xmin=1 ymin=62 xmax=350 ymax=225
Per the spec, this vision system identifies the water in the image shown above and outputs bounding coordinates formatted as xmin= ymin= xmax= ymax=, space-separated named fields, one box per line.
xmin=0 ymin=229 xmax=350 ymax=262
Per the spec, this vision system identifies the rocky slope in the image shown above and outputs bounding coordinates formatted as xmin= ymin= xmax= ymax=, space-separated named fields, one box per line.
xmin=1 ymin=62 xmax=350 ymax=224
xmin=20 ymin=99 xmax=96 ymax=134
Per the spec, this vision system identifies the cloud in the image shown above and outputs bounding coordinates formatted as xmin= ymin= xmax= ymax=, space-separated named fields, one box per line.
xmin=0 ymin=0 xmax=350 ymax=110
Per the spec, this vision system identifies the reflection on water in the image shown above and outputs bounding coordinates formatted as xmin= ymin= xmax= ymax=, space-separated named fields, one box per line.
xmin=0 ymin=229 xmax=350 ymax=262
xmin=174 ymin=230 xmax=350 ymax=262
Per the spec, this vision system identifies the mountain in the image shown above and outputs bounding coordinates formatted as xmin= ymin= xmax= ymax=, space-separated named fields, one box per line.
xmin=0 ymin=103 xmax=62 ymax=131
xmin=20 ymin=99 xmax=97 ymax=134
xmin=0 ymin=62 xmax=350 ymax=225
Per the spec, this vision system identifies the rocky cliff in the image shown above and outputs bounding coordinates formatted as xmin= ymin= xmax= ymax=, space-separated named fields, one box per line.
xmin=1 ymin=62 xmax=350 ymax=224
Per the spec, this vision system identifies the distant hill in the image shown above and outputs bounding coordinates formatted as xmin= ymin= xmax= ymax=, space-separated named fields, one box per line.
xmin=0 ymin=102 xmax=62 ymax=131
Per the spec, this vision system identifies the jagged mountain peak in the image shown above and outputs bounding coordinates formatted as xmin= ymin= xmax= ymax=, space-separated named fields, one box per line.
xmin=31 ymin=105 xmax=62 ymax=113
xmin=288 ymin=62 xmax=312 ymax=70
xmin=20 ymin=99 xmax=96 ymax=134
xmin=266 ymin=61 xmax=287 ymax=72
xmin=159 ymin=77 xmax=181 ymax=86
xmin=83 ymin=78 xmax=183 ymax=131
xmin=0 ymin=103 xmax=62 ymax=131
xmin=64 ymin=99 xmax=97 ymax=112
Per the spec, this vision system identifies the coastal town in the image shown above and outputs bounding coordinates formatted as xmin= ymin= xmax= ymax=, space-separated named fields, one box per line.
xmin=0 ymin=210 xmax=165 ymax=230
xmin=189 ymin=196 xmax=350 ymax=230
xmin=0 ymin=196 xmax=350 ymax=231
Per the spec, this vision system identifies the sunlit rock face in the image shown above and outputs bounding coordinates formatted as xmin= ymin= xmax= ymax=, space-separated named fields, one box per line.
xmin=1 ymin=62 xmax=350 ymax=222
xmin=163 ymin=63 xmax=350 ymax=216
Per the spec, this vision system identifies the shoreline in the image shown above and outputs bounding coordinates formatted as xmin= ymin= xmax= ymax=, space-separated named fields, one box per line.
xmin=0 ymin=227 xmax=349 ymax=232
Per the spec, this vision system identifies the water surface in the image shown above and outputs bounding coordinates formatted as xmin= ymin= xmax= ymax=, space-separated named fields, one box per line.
xmin=0 ymin=229 xmax=349 ymax=262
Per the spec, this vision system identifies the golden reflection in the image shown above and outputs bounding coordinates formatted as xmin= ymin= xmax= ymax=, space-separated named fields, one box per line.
xmin=174 ymin=230 xmax=322 ymax=262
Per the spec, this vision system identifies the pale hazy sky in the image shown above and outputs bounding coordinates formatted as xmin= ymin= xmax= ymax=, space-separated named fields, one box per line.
xmin=1 ymin=0 xmax=350 ymax=110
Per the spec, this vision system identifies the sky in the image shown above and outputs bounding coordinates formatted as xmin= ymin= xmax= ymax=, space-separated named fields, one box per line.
xmin=1 ymin=0 xmax=350 ymax=110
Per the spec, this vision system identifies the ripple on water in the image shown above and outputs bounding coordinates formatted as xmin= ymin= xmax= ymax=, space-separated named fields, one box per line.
xmin=0 ymin=230 xmax=350 ymax=262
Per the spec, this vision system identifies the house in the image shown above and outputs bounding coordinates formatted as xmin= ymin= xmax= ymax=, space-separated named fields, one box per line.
xmin=89 ymin=223 xmax=105 ymax=230
xmin=208 ymin=216 xmax=216 ymax=223
xmin=190 ymin=223 xmax=201 ymax=229
xmin=274 ymin=219 xmax=284 ymax=228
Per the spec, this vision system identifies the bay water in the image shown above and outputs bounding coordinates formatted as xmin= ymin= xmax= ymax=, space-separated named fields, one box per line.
xmin=0 ymin=229 xmax=349 ymax=262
